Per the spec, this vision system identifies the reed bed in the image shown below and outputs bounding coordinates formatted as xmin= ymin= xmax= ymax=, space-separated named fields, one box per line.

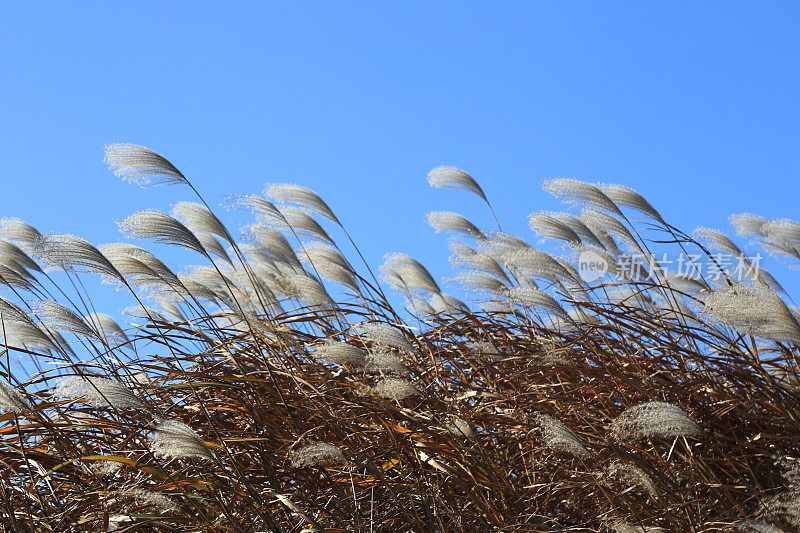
xmin=0 ymin=145 xmax=799 ymax=532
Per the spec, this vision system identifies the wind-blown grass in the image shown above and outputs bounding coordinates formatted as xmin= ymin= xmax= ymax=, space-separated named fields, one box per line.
xmin=0 ymin=145 xmax=799 ymax=531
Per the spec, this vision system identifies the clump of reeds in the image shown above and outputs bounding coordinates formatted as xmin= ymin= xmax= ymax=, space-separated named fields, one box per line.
xmin=0 ymin=145 xmax=799 ymax=532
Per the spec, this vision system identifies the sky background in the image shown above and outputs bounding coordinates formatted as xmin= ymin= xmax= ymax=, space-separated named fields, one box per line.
xmin=1 ymin=2 xmax=799 ymax=315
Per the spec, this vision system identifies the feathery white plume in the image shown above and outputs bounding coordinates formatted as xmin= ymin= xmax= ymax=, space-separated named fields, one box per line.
xmin=374 ymin=378 xmax=419 ymax=400
xmin=55 ymin=376 xmax=145 ymax=409
xmin=34 ymin=234 xmax=123 ymax=280
xmin=427 ymin=166 xmax=487 ymax=202
xmin=541 ymin=178 xmax=623 ymax=216
xmin=266 ymin=184 xmax=339 ymax=224
xmin=381 ymin=253 xmax=441 ymax=294
xmin=0 ymin=378 xmax=32 ymax=414
xmin=445 ymin=417 xmax=476 ymax=440
xmin=358 ymin=322 xmax=414 ymax=353
xmin=528 ymin=212 xmax=581 ymax=246
xmin=172 ymin=201 xmax=232 ymax=244
xmin=105 ymin=144 xmax=188 ymax=187
xmin=312 ymin=341 xmax=366 ymax=369
xmin=33 ymin=300 xmax=98 ymax=340
xmin=598 ymin=183 xmax=663 ymax=222
xmin=702 ymin=283 xmax=800 ymax=344
xmin=730 ymin=213 xmax=768 ymax=237
xmin=606 ymin=461 xmax=659 ymax=498
xmin=118 ymin=210 xmax=207 ymax=256
xmin=149 ymin=419 xmax=213 ymax=461
xmin=290 ymin=442 xmax=348 ymax=467
xmin=297 ymin=242 xmax=359 ymax=293
xmin=0 ymin=218 xmax=42 ymax=252
xmin=364 ymin=347 xmax=409 ymax=376
xmin=276 ymin=207 xmax=334 ymax=242
xmin=426 ymin=211 xmax=484 ymax=239
xmin=611 ymin=401 xmax=702 ymax=440
xmin=532 ymin=413 xmax=589 ymax=457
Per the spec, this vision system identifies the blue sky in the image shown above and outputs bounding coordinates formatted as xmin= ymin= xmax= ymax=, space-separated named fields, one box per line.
xmin=1 ymin=2 xmax=799 ymax=313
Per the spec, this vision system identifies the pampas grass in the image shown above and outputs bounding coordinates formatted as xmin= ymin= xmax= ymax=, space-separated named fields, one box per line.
xmin=3 ymin=143 xmax=800 ymax=532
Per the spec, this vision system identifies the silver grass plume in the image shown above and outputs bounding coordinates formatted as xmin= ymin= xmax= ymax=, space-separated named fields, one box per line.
xmin=149 ymin=419 xmax=213 ymax=461
xmin=0 ymin=378 xmax=32 ymax=414
xmin=265 ymin=183 xmax=339 ymax=224
xmin=1 ymin=319 xmax=64 ymax=353
xmin=276 ymin=206 xmax=334 ymax=242
xmin=611 ymin=401 xmax=702 ymax=440
xmin=0 ymin=240 xmax=42 ymax=275
xmin=528 ymin=212 xmax=581 ymax=246
xmin=429 ymin=292 xmax=468 ymax=313
xmin=541 ymin=178 xmax=623 ymax=217
xmin=171 ymin=201 xmax=232 ymax=244
xmin=297 ymin=242 xmax=359 ymax=293
xmin=99 ymin=243 xmax=186 ymax=296
xmin=608 ymin=520 xmax=664 ymax=533
xmin=118 ymin=210 xmax=207 ymax=256
xmin=449 ymin=240 xmax=511 ymax=284
xmin=736 ymin=522 xmax=786 ymax=533
xmin=598 ymin=183 xmax=664 ymax=222
xmin=312 ymin=341 xmax=366 ymax=369
xmin=426 ymin=211 xmax=484 ymax=239
xmin=550 ymin=212 xmax=606 ymax=249
xmin=381 ymin=253 xmax=441 ymax=294
xmin=503 ymin=285 xmax=570 ymax=320
xmin=447 ymin=270 xmax=508 ymax=295
xmin=730 ymin=213 xmax=768 ymax=237
xmin=501 ymin=247 xmax=583 ymax=288
xmin=290 ymin=442 xmax=348 ymax=468
xmin=227 ymin=193 xmax=283 ymax=222
xmin=249 ymin=225 xmax=301 ymax=266
xmin=34 ymin=234 xmax=123 ymax=281
xmin=55 ymin=376 xmax=145 ymax=409
xmin=374 ymin=378 xmax=419 ymax=400
xmin=364 ymin=347 xmax=410 ymax=376
xmin=606 ymin=461 xmax=659 ymax=499
xmin=702 ymin=283 xmax=800 ymax=344
xmin=105 ymin=144 xmax=188 ymax=187
xmin=196 ymin=233 xmax=232 ymax=263
xmin=427 ymin=166 xmax=487 ymax=202
xmin=0 ymin=218 xmax=42 ymax=253
xmin=83 ymin=313 xmax=130 ymax=346
xmin=0 ymin=266 xmax=36 ymax=291
xmin=33 ymin=300 xmax=98 ymax=340
xmin=532 ymin=413 xmax=589 ymax=457
xmin=126 ymin=490 xmax=177 ymax=512
xmin=466 ymin=340 xmax=500 ymax=358
xmin=285 ymin=273 xmax=334 ymax=307
xmin=579 ymin=212 xmax=646 ymax=256
xmin=357 ymin=322 xmax=415 ymax=353
xmin=445 ymin=417 xmax=476 ymax=440
xmin=694 ymin=227 xmax=743 ymax=257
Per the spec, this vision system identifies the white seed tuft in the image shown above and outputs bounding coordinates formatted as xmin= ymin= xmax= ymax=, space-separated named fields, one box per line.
xmin=427 ymin=166 xmax=487 ymax=202
xmin=105 ymin=144 xmax=187 ymax=187
xmin=374 ymin=378 xmax=419 ymax=400
xmin=611 ymin=401 xmax=702 ymax=440
xmin=0 ymin=378 xmax=32 ymax=414
xmin=55 ymin=376 xmax=145 ymax=409
xmin=149 ymin=419 xmax=213 ymax=461
xmin=290 ymin=442 xmax=348 ymax=468
xmin=532 ymin=413 xmax=589 ymax=457
xmin=266 ymin=184 xmax=339 ymax=224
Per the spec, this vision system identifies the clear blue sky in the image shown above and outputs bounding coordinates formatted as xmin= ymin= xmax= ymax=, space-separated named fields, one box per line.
xmin=2 ymin=2 xmax=799 ymax=312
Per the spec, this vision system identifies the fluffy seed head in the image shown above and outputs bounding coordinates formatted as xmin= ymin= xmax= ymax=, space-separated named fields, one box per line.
xmin=105 ymin=144 xmax=187 ymax=187
xmin=606 ymin=461 xmax=659 ymax=498
xmin=427 ymin=166 xmax=487 ymax=202
xmin=118 ymin=210 xmax=207 ymax=256
xmin=266 ymin=183 xmax=339 ymax=223
xmin=611 ymin=401 xmax=702 ymax=440
xmin=312 ymin=341 xmax=366 ymax=369
xmin=374 ymin=378 xmax=419 ymax=400
xmin=426 ymin=211 xmax=484 ymax=239
xmin=34 ymin=234 xmax=123 ymax=280
xmin=541 ymin=178 xmax=623 ymax=216
xmin=357 ymin=322 xmax=414 ymax=353
xmin=149 ymin=419 xmax=213 ymax=461
xmin=55 ymin=376 xmax=145 ymax=409
xmin=532 ymin=413 xmax=589 ymax=457
xmin=445 ymin=416 xmax=476 ymax=440
xmin=290 ymin=442 xmax=348 ymax=467
xmin=702 ymin=283 xmax=800 ymax=344
xmin=0 ymin=379 xmax=32 ymax=414
xmin=598 ymin=183 xmax=663 ymax=222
